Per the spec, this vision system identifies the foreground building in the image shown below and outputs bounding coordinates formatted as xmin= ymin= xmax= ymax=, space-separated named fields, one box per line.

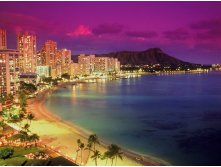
xmin=0 ymin=49 xmax=20 ymax=97
xmin=17 ymin=32 xmax=37 ymax=73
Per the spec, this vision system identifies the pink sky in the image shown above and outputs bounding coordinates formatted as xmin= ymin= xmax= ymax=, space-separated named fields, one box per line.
xmin=0 ymin=1 xmax=221 ymax=64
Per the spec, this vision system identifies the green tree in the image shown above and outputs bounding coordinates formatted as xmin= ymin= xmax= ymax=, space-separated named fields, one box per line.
xmin=22 ymin=123 xmax=30 ymax=133
xmin=61 ymin=73 xmax=70 ymax=80
xmin=76 ymin=139 xmax=85 ymax=165
xmin=27 ymin=113 xmax=35 ymax=125
xmin=18 ymin=91 xmax=27 ymax=108
xmin=0 ymin=147 xmax=14 ymax=160
xmin=107 ymin=144 xmax=123 ymax=166
xmin=79 ymin=142 xmax=85 ymax=165
xmin=102 ymin=150 xmax=111 ymax=165
xmin=20 ymin=82 xmax=37 ymax=95
xmin=29 ymin=133 xmax=39 ymax=146
xmin=85 ymin=142 xmax=93 ymax=162
xmin=88 ymin=134 xmax=100 ymax=152
xmin=91 ymin=150 xmax=101 ymax=166
xmin=17 ymin=130 xmax=29 ymax=148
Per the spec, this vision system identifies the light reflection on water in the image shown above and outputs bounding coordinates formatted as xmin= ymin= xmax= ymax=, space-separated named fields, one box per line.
xmin=45 ymin=72 xmax=221 ymax=165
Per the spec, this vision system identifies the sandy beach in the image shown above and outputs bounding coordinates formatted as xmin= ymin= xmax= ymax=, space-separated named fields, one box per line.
xmin=26 ymin=87 xmax=170 ymax=166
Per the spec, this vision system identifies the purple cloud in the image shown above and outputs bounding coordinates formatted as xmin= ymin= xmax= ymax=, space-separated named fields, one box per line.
xmin=163 ymin=29 xmax=190 ymax=40
xmin=126 ymin=31 xmax=158 ymax=39
xmin=190 ymin=19 xmax=221 ymax=30
xmin=196 ymin=29 xmax=221 ymax=40
xmin=92 ymin=23 xmax=123 ymax=35
xmin=0 ymin=12 xmax=62 ymax=35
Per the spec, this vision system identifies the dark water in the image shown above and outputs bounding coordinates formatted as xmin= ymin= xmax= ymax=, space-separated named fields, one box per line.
xmin=45 ymin=72 xmax=221 ymax=165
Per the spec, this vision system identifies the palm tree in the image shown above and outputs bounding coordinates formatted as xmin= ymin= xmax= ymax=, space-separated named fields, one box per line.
xmin=79 ymin=142 xmax=85 ymax=165
xmin=29 ymin=133 xmax=39 ymax=146
xmin=17 ymin=130 xmax=29 ymax=147
xmin=85 ymin=142 xmax=93 ymax=162
xmin=107 ymin=144 xmax=123 ymax=166
xmin=27 ymin=113 xmax=34 ymax=125
xmin=18 ymin=112 xmax=25 ymax=129
xmin=8 ymin=114 xmax=21 ymax=144
xmin=102 ymin=151 xmax=111 ymax=166
xmin=91 ymin=150 xmax=101 ymax=166
xmin=88 ymin=134 xmax=100 ymax=152
xmin=22 ymin=123 xmax=30 ymax=133
xmin=18 ymin=91 xmax=27 ymax=108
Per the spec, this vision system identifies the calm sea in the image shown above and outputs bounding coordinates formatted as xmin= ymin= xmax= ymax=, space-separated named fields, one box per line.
xmin=45 ymin=72 xmax=221 ymax=165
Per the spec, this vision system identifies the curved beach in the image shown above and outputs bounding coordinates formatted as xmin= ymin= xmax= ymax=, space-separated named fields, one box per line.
xmin=27 ymin=87 xmax=170 ymax=166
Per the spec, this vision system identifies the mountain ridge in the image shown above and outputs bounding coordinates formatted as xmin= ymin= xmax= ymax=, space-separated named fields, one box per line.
xmin=72 ymin=48 xmax=198 ymax=66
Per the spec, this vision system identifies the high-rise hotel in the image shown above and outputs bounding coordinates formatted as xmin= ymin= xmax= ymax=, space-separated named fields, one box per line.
xmin=0 ymin=29 xmax=7 ymax=50
xmin=0 ymin=28 xmax=20 ymax=97
xmin=17 ymin=32 xmax=37 ymax=73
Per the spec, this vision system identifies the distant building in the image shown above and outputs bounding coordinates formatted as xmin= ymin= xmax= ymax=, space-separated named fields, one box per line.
xmin=70 ymin=63 xmax=80 ymax=76
xmin=59 ymin=49 xmax=72 ymax=75
xmin=36 ymin=66 xmax=50 ymax=78
xmin=17 ymin=32 xmax=37 ymax=73
xmin=0 ymin=49 xmax=20 ymax=97
xmin=0 ymin=28 xmax=7 ymax=50
xmin=41 ymin=40 xmax=57 ymax=68
xmin=94 ymin=57 xmax=108 ymax=73
xmin=78 ymin=54 xmax=95 ymax=75
xmin=36 ymin=50 xmax=43 ymax=66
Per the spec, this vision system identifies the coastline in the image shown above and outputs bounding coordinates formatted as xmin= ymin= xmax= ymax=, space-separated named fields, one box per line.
xmin=27 ymin=85 xmax=170 ymax=166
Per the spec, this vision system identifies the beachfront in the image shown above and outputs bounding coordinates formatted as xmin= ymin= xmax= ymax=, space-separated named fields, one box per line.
xmin=25 ymin=87 xmax=170 ymax=166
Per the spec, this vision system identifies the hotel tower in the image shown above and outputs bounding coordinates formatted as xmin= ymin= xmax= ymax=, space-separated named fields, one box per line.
xmin=0 ymin=28 xmax=20 ymax=97
xmin=17 ymin=32 xmax=37 ymax=73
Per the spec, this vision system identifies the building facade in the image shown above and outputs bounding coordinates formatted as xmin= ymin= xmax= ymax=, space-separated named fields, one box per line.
xmin=94 ymin=57 xmax=109 ymax=73
xmin=41 ymin=40 xmax=57 ymax=68
xmin=0 ymin=49 xmax=20 ymax=97
xmin=78 ymin=54 xmax=95 ymax=75
xmin=60 ymin=49 xmax=72 ymax=75
xmin=17 ymin=32 xmax=37 ymax=73
xmin=36 ymin=66 xmax=50 ymax=78
xmin=70 ymin=63 xmax=80 ymax=76
xmin=0 ymin=28 xmax=7 ymax=50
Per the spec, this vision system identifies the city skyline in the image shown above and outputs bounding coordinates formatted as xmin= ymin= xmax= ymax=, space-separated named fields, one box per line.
xmin=0 ymin=1 xmax=221 ymax=64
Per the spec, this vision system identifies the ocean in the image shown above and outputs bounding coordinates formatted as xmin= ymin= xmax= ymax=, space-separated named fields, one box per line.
xmin=44 ymin=72 xmax=221 ymax=165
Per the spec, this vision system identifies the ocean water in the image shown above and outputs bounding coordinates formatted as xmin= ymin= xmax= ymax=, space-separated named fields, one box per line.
xmin=45 ymin=72 xmax=221 ymax=165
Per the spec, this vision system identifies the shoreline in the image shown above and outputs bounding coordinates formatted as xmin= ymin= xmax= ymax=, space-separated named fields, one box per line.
xmin=28 ymin=84 xmax=170 ymax=166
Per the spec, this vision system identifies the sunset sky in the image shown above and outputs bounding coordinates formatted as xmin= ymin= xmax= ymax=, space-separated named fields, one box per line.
xmin=0 ymin=1 xmax=221 ymax=64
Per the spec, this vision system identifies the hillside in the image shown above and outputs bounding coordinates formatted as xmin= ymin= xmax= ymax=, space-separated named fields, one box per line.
xmin=72 ymin=48 xmax=196 ymax=66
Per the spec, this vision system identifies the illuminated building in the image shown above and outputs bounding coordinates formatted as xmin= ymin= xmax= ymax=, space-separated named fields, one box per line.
xmin=0 ymin=28 xmax=7 ymax=50
xmin=70 ymin=63 xmax=80 ymax=76
xmin=59 ymin=49 xmax=72 ymax=75
xmin=36 ymin=50 xmax=43 ymax=66
xmin=94 ymin=57 xmax=108 ymax=73
xmin=17 ymin=32 xmax=37 ymax=73
xmin=0 ymin=49 xmax=20 ymax=97
xmin=36 ymin=66 xmax=50 ymax=78
xmin=41 ymin=40 xmax=57 ymax=68
xmin=78 ymin=54 xmax=95 ymax=75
